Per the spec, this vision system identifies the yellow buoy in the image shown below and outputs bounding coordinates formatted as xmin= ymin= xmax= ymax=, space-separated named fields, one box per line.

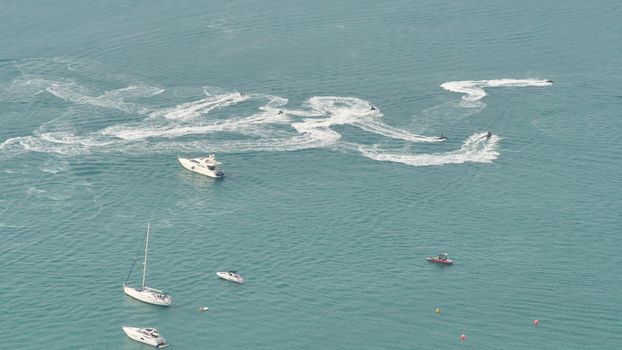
xmin=435 ymin=307 xmax=441 ymax=314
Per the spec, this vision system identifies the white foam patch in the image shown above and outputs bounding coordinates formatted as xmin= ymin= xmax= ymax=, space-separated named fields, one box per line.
xmin=16 ymin=78 xmax=163 ymax=114
xmin=358 ymin=132 xmax=500 ymax=167
xmin=256 ymin=94 xmax=288 ymax=109
xmin=38 ymin=131 xmax=117 ymax=148
xmin=2 ymin=76 xmax=522 ymax=167
xmin=102 ymin=120 xmax=258 ymax=141
xmin=0 ymin=92 xmax=467 ymax=161
xmin=40 ymin=160 xmax=69 ymax=174
xmin=27 ymin=187 xmax=46 ymax=195
xmin=149 ymin=91 xmax=249 ymax=121
xmin=102 ymin=103 xmax=293 ymax=141
xmin=293 ymin=96 xmax=439 ymax=144
xmin=440 ymin=79 xmax=552 ymax=107
xmin=355 ymin=120 xmax=442 ymax=143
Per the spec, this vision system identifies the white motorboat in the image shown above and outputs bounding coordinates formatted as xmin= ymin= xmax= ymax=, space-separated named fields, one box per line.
xmin=123 ymin=224 xmax=172 ymax=306
xmin=198 ymin=306 xmax=209 ymax=312
xmin=178 ymin=154 xmax=224 ymax=178
xmin=216 ymin=271 xmax=245 ymax=284
xmin=122 ymin=326 xmax=169 ymax=348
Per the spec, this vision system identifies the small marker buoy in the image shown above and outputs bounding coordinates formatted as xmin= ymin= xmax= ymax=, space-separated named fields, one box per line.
xmin=460 ymin=334 xmax=466 ymax=342
xmin=435 ymin=307 xmax=441 ymax=314
xmin=534 ymin=319 xmax=539 ymax=327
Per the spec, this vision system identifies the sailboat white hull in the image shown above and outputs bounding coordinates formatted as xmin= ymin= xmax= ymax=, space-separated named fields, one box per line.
xmin=124 ymin=285 xmax=172 ymax=306
xmin=123 ymin=224 xmax=172 ymax=306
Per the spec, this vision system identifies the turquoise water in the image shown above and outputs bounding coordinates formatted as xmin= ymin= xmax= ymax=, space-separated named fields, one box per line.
xmin=1 ymin=1 xmax=621 ymax=348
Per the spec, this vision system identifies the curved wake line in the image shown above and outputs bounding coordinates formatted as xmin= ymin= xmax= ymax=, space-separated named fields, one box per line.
xmin=0 ymin=92 xmax=452 ymax=161
xmin=358 ymin=132 xmax=500 ymax=167
xmin=14 ymin=78 xmax=164 ymax=114
xmin=149 ymin=91 xmax=249 ymax=121
xmin=0 ymin=88 xmax=485 ymax=165
xmin=440 ymin=78 xmax=552 ymax=107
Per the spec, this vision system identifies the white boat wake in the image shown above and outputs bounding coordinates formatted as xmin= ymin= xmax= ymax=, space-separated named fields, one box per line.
xmin=0 ymin=60 xmax=552 ymax=167
xmin=440 ymin=78 xmax=552 ymax=108
xmin=358 ymin=132 xmax=500 ymax=167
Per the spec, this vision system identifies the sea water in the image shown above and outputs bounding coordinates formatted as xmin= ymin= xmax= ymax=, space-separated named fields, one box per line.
xmin=1 ymin=1 xmax=620 ymax=348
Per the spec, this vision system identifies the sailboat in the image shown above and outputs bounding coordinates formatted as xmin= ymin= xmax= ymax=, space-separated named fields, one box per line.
xmin=123 ymin=224 xmax=172 ymax=306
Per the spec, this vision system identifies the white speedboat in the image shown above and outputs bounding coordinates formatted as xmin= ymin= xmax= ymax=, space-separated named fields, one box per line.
xmin=123 ymin=224 xmax=172 ymax=306
xmin=178 ymin=154 xmax=224 ymax=178
xmin=216 ymin=271 xmax=245 ymax=284
xmin=122 ymin=326 xmax=169 ymax=348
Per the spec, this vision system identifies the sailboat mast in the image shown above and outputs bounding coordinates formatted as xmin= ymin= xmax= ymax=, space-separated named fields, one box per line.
xmin=142 ymin=223 xmax=150 ymax=290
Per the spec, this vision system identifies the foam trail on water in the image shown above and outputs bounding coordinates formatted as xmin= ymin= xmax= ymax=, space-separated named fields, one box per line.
xmin=440 ymin=79 xmax=552 ymax=107
xmin=256 ymin=94 xmax=288 ymax=110
xmin=358 ymin=132 xmax=500 ymax=167
xmin=102 ymin=96 xmax=292 ymax=141
xmin=102 ymin=116 xmax=273 ymax=141
xmin=149 ymin=91 xmax=249 ymax=120
xmin=18 ymin=78 xmax=163 ymax=114
xmin=0 ymin=92 xmax=464 ymax=160
xmin=354 ymin=120 xmax=442 ymax=143
xmin=298 ymin=96 xmax=439 ymax=143
xmin=3 ymin=70 xmax=514 ymax=167
xmin=1 ymin=134 xmax=93 ymax=156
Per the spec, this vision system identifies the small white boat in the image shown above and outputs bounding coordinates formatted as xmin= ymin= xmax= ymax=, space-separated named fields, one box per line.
xmin=178 ymin=154 xmax=224 ymax=178
xmin=198 ymin=306 xmax=209 ymax=312
xmin=426 ymin=252 xmax=454 ymax=265
xmin=217 ymin=271 xmax=245 ymax=284
xmin=123 ymin=224 xmax=172 ymax=306
xmin=122 ymin=326 xmax=169 ymax=348
xmin=123 ymin=285 xmax=171 ymax=306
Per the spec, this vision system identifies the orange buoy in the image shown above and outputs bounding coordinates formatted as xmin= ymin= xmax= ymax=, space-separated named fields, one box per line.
xmin=460 ymin=334 xmax=466 ymax=342
xmin=534 ymin=319 xmax=539 ymax=327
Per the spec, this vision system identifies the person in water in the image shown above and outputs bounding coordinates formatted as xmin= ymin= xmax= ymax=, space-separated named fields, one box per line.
xmin=370 ymin=105 xmax=376 ymax=111
xmin=439 ymin=134 xmax=447 ymax=140
xmin=278 ymin=110 xmax=283 ymax=115
xmin=486 ymin=131 xmax=492 ymax=139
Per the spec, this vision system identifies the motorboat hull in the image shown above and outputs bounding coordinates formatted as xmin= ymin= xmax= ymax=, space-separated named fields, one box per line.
xmin=122 ymin=326 xmax=169 ymax=348
xmin=178 ymin=157 xmax=224 ymax=178
xmin=124 ymin=285 xmax=172 ymax=306
xmin=426 ymin=257 xmax=454 ymax=265
xmin=216 ymin=271 xmax=245 ymax=284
